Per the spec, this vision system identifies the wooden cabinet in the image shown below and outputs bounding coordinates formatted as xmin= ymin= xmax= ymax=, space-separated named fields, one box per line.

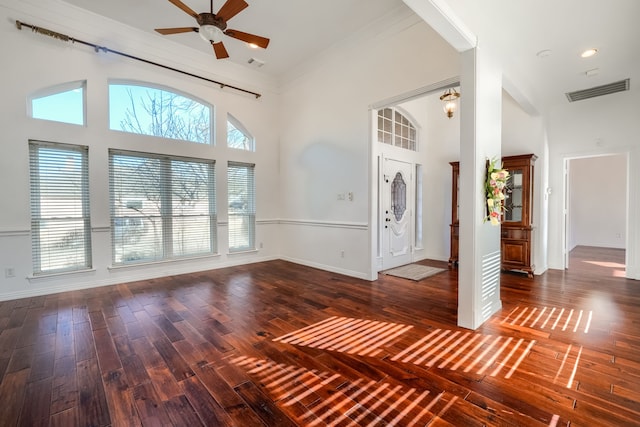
xmin=448 ymin=154 xmax=537 ymax=277
xmin=448 ymin=161 xmax=460 ymax=267
xmin=501 ymin=154 xmax=537 ymax=277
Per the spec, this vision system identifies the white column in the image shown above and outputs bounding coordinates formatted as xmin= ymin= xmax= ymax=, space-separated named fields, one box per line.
xmin=457 ymin=46 xmax=503 ymax=329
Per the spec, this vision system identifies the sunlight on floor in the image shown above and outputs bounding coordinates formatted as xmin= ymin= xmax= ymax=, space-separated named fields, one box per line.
xmin=582 ymin=259 xmax=626 ymax=277
xmin=273 ymin=316 xmax=536 ymax=379
xmin=230 ymin=355 xmax=450 ymax=426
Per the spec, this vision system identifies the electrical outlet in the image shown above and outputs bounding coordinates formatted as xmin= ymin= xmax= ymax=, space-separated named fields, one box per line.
xmin=5 ymin=267 xmax=15 ymax=278
xmin=340 ymin=250 xmax=345 ymax=258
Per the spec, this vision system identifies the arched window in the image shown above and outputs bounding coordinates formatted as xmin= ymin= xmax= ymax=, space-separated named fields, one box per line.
xmin=377 ymin=107 xmax=417 ymax=151
xmin=29 ymin=81 xmax=86 ymax=126
xmin=227 ymin=114 xmax=255 ymax=151
xmin=109 ymin=82 xmax=212 ymax=144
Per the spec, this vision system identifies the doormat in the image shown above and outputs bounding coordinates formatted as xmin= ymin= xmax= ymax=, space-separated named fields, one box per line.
xmin=383 ymin=264 xmax=446 ymax=281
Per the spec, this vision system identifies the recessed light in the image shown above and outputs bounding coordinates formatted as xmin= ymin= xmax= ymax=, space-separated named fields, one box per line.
xmin=581 ymin=48 xmax=598 ymax=58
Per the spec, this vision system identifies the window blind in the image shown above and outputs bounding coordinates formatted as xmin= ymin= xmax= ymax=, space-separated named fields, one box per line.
xmin=109 ymin=150 xmax=215 ymax=265
xmin=227 ymin=162 xmax=255 ymax=252
xmin=29 ymin=141 xmax=91 ymax=275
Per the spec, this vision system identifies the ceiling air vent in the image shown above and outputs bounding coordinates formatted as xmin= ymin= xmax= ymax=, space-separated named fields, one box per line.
xmin=566 ymin=78 xmax=630 ymax=102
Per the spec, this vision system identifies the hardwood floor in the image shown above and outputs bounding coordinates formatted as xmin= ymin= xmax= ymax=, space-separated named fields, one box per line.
xmin=0 ymin=246 xmax=638 ymax=426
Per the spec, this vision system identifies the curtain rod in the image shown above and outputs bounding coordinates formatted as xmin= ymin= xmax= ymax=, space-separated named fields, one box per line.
xmin=15 ymin=20 xmax=262 ymax=99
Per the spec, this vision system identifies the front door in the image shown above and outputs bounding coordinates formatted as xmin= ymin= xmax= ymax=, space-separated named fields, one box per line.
xmin=382 ymin=158 xmax=413 ymax=270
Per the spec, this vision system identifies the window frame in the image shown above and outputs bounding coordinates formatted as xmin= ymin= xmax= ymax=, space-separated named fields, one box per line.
xmin=227 ymin=113 xmax=255 ymax=151
xmin=108 ymin=80 xmax=214 ymax=145
xmin=28 ymin=80 xmax=86 ymax=126
xmin=29 ymin=140 xmax=92 ymax=275
xmin=109 ymin=149 xmax=217 ymax=266
xmin=227 ymin=162 xmax=256 ymax=253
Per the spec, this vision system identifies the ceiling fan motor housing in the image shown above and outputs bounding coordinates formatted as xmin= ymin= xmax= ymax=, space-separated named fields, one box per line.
xmin=197 ymin=13 xmax=227 ymax=31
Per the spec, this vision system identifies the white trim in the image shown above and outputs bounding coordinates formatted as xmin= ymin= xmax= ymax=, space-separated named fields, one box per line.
xmin=0 ymin=230 xmax=30 ymax=237
xmin=279 ymin=255 xmax=369 ymax=280
xmin=279 ymin=219 xmax=368 ymax=230
xmin=370 ymin=77 xmax=460 ymax=110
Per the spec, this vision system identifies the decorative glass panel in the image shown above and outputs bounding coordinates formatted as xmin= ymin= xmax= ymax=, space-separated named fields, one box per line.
xmin=391 ymin=172 xmax=407 ymax=221
xmin=504 ymin=168 xmax=523 ymax=222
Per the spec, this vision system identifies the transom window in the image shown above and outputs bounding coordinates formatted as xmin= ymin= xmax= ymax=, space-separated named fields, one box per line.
xmin=109 ymin=150 xmax=216 ymax=265
xmin=377 ymin=107 xmax=417 ymax=151
xmin=29 ymin=81 xmax=86 ymax=126
xmin=109 ymin=82 xmax=212 ymax=144
xmin=227 ymin=114 xmax=255 ymax=151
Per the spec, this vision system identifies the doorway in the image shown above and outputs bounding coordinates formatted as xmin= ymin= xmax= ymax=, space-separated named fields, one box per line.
xmin=564 ymin=154 xmax=628 ymax=271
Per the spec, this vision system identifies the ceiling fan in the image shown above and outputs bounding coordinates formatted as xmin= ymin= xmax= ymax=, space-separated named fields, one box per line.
xmin=155 ymin=0 xmax=270 ymax=59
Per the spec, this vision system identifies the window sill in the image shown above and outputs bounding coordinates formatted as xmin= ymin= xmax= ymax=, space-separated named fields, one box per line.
xmin=228 ymin=248 xmax=258 ymax=256
xmin=108 ymin=253 xmax=220 ymax=270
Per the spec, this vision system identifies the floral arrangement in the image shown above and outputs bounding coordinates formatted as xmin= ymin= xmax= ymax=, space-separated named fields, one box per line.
xmin=485 ymin=158 xmax=509 ymax=226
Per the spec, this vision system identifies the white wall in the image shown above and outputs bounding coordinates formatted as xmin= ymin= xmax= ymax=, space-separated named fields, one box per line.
xmin=569 ymin=155 xmax=627 ymax=249
xmin=278 ymin=9 xmax=461 ymax=278
xmin=0 ymin=0 xmax=282 ymax=300
xmin=546 ymin=90 xmax=640 ymax=279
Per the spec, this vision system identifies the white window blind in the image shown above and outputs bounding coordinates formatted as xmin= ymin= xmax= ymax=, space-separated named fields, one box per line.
xmin=29 ymin=141 xmax=92 ymax=275
xmin=109 ymin=150 xmax=216 ymax=265
xmin=228 ymin=162 xmax=255 ymax=252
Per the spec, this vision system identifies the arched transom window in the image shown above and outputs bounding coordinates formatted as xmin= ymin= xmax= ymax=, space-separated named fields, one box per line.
xmin=377 ymin=107 xmax=417 ymax=151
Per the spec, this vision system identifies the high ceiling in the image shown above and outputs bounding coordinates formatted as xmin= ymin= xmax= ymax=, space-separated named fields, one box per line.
xmin=63 ymin=0 xmax=640 ymax=112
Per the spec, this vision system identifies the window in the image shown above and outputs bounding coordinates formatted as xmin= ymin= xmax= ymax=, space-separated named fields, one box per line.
xmin=227 ymin=114 xmax=255 ymax=151
xmin=377 ymin=107 xmax=417 ymax=151
xmin=109 ymin=82 xmax=212 ymax=144
xmin=109 ymin=150 xmax=216 ymax=265
xmin=29 ymin=81 xmax=85 ymax=126
xmin=228 ymin=162 xmax=255 ymax=252
xmin=29 ymin=141 xmax=91 ymax=275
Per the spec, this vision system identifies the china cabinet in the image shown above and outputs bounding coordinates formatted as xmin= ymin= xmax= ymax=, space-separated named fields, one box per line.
xmin=449 ymin=154 xmax=537 ymax=277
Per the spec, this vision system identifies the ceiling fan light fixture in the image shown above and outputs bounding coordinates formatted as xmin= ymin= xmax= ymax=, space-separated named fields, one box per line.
xmin=199 ymin=24 xmax=223 ymax=43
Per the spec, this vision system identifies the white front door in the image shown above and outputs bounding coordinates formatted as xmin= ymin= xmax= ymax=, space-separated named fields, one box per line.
xmin=382 ymin=158 xmax=413 ymax=270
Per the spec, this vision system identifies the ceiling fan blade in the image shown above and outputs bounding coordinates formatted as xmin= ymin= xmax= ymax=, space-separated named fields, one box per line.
xmin=224 ymin=29 xmax=270 ymax=49
xmin=216 ymin=0 xmax=248 ymax=22
xmin=212 ymin=41 xmax=230 ymax=59
xmin=155 ymin=27 xmax=198 ymax=35
xmin=168 ymin=0 xmax=199 ymax=19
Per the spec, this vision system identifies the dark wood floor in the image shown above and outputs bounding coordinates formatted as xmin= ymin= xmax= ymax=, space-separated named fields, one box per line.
xmin=0 ymin=246 xmax=638 ymax=426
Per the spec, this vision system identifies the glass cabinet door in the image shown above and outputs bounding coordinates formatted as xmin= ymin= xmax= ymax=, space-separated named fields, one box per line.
xmin=504 ymin=168 xmax=523 ymax=222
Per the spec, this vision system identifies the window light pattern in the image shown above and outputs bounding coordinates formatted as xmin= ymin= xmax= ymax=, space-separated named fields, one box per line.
xmin=273 ymin=316 xmax=537 ymax=379
xmin=232 ymin=355 xmax=459 ymax=426
xmin=377 ymin=107 xmax=417 ymax=151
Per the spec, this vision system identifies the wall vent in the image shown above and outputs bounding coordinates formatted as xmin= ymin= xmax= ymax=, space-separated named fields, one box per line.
xmin=565 ymin=78 xmax=630 ymax=102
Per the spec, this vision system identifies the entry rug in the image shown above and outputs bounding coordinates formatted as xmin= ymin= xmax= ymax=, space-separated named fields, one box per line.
xmin=383 ymin=264 xmax=446 ymax=281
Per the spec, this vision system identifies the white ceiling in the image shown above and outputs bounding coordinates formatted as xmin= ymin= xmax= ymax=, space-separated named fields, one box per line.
xmin=63 ymin=0 xmax=640 ymax=112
